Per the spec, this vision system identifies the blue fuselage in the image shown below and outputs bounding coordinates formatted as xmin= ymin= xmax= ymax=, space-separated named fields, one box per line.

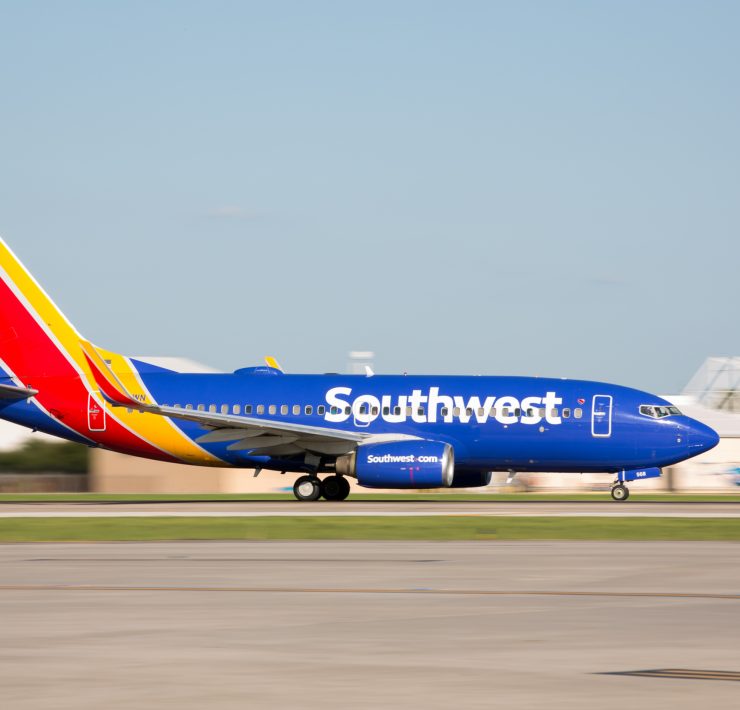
xmin=126 ymin=370 xmax=718 ymax=474
xmin=0 ymin=369 xmax=718 ymax=476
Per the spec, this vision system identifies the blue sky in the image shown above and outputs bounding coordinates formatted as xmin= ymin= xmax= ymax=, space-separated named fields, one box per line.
xmin=0 ymin=1 xmax=738 ymax=392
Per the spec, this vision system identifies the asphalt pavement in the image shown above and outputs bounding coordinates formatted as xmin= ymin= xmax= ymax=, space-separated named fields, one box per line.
xmin=1 ymin=540 xmax=739 ymax=709
xmin=0 ymin=500 xmax=739 ymax=517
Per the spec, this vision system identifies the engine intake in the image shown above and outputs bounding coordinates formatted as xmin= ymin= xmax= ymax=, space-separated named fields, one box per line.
xmin=336 ymin=440 xmax=454 ymax=489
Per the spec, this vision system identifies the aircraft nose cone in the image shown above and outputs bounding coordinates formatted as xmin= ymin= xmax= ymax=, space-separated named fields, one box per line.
xmin=689 ymin=421 xmax=720 ymax=453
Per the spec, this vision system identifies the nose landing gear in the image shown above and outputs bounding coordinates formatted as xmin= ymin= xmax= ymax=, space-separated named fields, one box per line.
xmin=610 ymin=483 xmax=630 ymax=501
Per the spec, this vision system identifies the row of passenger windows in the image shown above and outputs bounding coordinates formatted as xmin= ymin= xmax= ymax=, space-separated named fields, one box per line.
xmin=158 ymin=403 xmax=327 ymax=416
xmin=157 ymin=402 xmax=584 ymax=419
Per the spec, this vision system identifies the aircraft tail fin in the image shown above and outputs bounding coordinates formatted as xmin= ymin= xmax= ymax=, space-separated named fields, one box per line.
xmin=0 ymin=237 xmax=90 ymax=382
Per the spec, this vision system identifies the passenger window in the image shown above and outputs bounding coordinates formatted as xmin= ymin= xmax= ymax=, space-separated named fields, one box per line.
xmin=406 ymin=406 xmax=413 ymax=416
xmin=514 ymin=408 xmax=521 ymax=417
xmin=550 ymin=409 xmax=557 ymax=418
xmin=574 ymin=408 xmax=583 ymax=419
xmin=383 ymin=406 xmax=390 ymax=415
xmin=371 ymin=406 xmax=379 ymax=416
xmin=293 ymin=405 xmax=300 ymax=415
xmin=220 ymin=404 xmax=228 ymax=414
xmin=466 ymin=407 xmax=473 ymax=416
xmin=502 ymin=407 xmax=509 ymax=417
xmin=232 ymin=404 xmax=241 ymax=414
xmin=453 ymin=407 xmax=461 ymax=417
xmin=245 ymin=405 xmax=253 ymax=415
xmin=344 ymin=406 xmax=351 ymax=415
xmin=538 ymin=408 xmax=546 ymax=418
xmin=330 ymin=406 xmax=339 ymax=415
xmin=490 ymin=409 xmax=497 ymax=418
xmin=209 ymin=404 xmax=217 ymax=413
xmin=394 ymin=406 xmax=401 ymax=415
xmin=477 ymin=408 xmax=485 ymax=417
xmin=562 ymin=408 xmax=571 ymax=418
xmin=305 ymin=405 xmax=313 ymax=415
xmin=280 ymin=405 xmax=288 ymax=415
xmin=441 ymin=407 xmax=448 ymax=417
xmin=197 ymin=404 xmax=205 ymax=411
xmin=317 ymin=405 xmax=325 ymax=415
xmin=418 ymin=407 xmax=425 ymax=416
xmin=526 ymin=408 xmax=534 ymax=417
xmin=257 ymin=405 xmax=264 ymax=415
xmin=359 ymin=404 xmax=368 ymax=415
xmin=174 ymin=404 xmax=180 ymax=409
xmin=269 ymin=405 xmax=276 ymax=415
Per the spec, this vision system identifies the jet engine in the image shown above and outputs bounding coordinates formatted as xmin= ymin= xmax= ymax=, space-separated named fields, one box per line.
xmin=335 ymin=440 xmax=454 ymax=489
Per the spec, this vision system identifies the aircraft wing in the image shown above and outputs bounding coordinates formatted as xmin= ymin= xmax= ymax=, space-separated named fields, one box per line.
xmin=0 ymin=382 xmax=38 ymax=400
xmin=80 ymin=340 xmax=365 ymax=456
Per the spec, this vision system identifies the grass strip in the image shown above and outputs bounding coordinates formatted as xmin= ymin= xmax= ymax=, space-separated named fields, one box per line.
xmin=1 ymin=493 xmax=740 ymax=503
xmin=1 ymin=516 xmax=740 ymax=542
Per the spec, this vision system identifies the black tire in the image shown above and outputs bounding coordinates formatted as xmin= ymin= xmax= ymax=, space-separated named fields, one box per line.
xmin=293 ymin=475 xmax=322 ymax=501
xmin=611 ymin=484 xmax=630 ymax=502
xmin=336 ymin=476 xmax=351 ymax=501
xmin=321 ymin=475 xmax=344 ymax=501
xmin=321 ymin=476 xmax=351 ymax=501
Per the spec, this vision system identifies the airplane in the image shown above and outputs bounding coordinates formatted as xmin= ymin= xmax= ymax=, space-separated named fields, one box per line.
xmin=0 ymin=237 xmax=719 ymax=502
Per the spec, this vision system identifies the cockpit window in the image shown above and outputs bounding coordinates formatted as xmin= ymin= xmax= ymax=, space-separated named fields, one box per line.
xmin=640 ymin=404 xmax=682 ymax=419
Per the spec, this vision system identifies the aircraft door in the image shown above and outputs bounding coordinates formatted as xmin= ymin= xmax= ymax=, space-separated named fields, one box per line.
xmin=591 ymin=395 xmax=612 ymax=437
xmin=88 ymin=393 xmax=107 ymax=432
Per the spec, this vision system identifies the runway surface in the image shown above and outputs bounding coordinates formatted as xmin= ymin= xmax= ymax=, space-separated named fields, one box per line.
xmin=1 ymin=540 xmax=739 ymax=709
xmin=1 ymin=500 xmax=739 ymax=517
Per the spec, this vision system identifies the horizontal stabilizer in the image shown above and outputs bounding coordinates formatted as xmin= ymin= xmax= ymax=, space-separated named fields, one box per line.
xmin=0 ymin=382 xmax=38 ymax=400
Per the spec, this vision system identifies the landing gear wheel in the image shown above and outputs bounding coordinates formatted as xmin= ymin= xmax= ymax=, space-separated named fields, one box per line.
xmin=321 ymin=475 xmax=351 ymax=501
xmin=293 ymin=475 xmax=322 ymax=501
xmin=611 ymin=484 xmax=630 ymax=502
xmin=337 ymin=476 xmax=350 ymax=501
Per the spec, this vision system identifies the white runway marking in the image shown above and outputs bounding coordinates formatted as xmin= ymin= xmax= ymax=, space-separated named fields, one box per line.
xmin=0 ymin=510 xmax=738 ymax=518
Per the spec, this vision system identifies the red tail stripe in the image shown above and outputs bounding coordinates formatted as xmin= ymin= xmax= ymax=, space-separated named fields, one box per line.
xmin=0 ymin=278 xmax=178 ymax=461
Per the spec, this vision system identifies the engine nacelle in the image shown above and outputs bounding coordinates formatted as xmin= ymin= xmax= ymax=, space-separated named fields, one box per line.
xmin=336 ymin=440 xmax=454 ymax=489
xmin=449 ymin=471 xmax=492 ymax=488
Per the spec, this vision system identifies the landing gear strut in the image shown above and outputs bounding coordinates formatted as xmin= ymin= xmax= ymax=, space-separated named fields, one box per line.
xmin=610 ymin=483 xmax=630 ymax=502
xmin=293 ymin=475 xmax=322 ymax=501
xmin=321 ymin=475 xmax=351 ymax=501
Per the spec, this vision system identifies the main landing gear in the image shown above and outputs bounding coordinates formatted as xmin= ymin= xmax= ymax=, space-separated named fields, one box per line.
xmin=610 ymin=483 xmax=630 ymax=502
xmin=293 ymin=475 xmax=351 ymax=502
